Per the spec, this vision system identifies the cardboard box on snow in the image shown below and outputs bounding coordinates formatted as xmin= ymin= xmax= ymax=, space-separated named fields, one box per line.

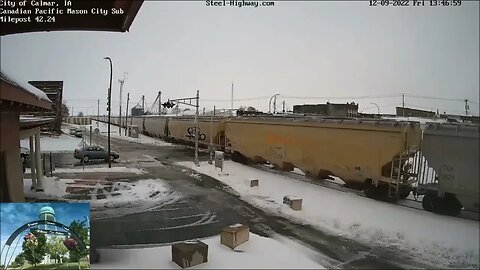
xmin=221 ymin=224 xmax=249 ymax=249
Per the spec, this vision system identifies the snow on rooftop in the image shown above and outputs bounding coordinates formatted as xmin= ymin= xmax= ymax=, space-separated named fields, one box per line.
xmin=178 ymin=160 xmax=479 ymax=268
xmin=93 ymin=233 xmax=324 ymax=269
xmin=1 ymin=70 xmax=51 ymax=102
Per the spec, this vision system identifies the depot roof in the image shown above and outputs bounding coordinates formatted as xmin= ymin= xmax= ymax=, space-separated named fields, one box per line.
xmin=1 ymin=72 xmax=53 ymax=111
xmin=1 ymin=0 xmax=144 ymax=36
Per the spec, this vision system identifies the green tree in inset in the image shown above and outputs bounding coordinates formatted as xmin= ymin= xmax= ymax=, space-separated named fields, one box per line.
xmin=47 ymin=236 xmax=68 ymax=263
xmin=10 ymin=252 xmax=25 ymax=268
xmin=67 ymin=219 xmax=89 ymax=262
xmin=22 ymin=231 xmax=47 ymax=267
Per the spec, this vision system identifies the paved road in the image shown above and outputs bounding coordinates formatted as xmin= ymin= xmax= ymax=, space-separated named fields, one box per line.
xmin=82 ymin=133 xmax=443 ymax=269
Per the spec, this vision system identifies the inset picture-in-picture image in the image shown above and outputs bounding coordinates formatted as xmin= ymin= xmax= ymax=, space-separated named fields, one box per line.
xmin=1 ymin=203 xmax=90 ymax=270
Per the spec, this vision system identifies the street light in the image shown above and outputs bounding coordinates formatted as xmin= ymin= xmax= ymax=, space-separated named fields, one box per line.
xmin=370 ymin=102 xmax=380 ymax=115
xmin=268 ymin=94 xmax=280 ymax=114
xmin=104 ymin=57 xmax=113 ymax=168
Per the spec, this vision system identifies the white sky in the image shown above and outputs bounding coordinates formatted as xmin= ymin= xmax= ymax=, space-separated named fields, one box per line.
xmin=1 ymin=1 xmax=478 ymax=116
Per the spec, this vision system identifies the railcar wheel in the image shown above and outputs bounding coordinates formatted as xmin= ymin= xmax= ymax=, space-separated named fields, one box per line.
xmin=438 ymin=194 xmax=462 ymax=216
xmin=422 ymin=194 xmax=435 ymax=212
xmin=231 ymin=151 xmax=248 ymax=164
xmin=364 ymin=181 xmax=384 ymax=199
xmin=398 ymin=187 xmax=412 ymax=199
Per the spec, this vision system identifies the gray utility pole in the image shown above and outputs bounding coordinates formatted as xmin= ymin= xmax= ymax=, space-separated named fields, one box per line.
xmin=104 ymin=56 xmax=113 ymax=168
xmin=209 ymin=110 xmax=213 ymax=164
xmin=195 ymin=90 xmax=199 ymax=166
xmin=282 ymin=100 xmax=285 ymax=113
xmin=142 ymin=95 xmax=145 ymax=112
xmin=402 ymin=94 xmax=405 ymax=117
xmin=273 ymin=95 xmax=277 ymax=114
xmin=231 ymin=82 xmax=234 ymax=116
xmin=158 ymin=91 xmax=162 ymax=115
xmin=125 ymin=93 xmax=130 ymax=136
xmin=97 ymin=99 xmax=99 ymax=127
xmin=465 ymin=99 xmax=469 ymax=117
xmin=118 ymin=72 xmax=127 ymax=135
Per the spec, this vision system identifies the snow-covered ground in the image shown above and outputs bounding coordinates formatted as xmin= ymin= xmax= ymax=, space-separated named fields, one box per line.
xmin=93 ymin=232 xmax=323 ymax=269
xmin=24 ymin=175 xmax=182 ymax=220
xmin=23 ymin=177 xmax=75 ymax=199
xmin=20 ymin=134 xmax=83 ymax=152
xmin=53 ymin=166 xmax=144 ymax=175
xmin=88 ymin=179 xmax=183 ymax=220
xmin=177 ymin=160 xmax=480 ymax=268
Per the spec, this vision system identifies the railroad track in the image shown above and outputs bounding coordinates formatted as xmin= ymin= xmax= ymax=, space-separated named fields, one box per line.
xmin=248 ymin=163 xmax=479 ymax=221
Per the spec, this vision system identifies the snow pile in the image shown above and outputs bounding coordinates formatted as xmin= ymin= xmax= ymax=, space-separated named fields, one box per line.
xmin=53 ymin=166 xmax=144 ymax=175
xmin=177 ymin=160 xmax=480 ymax=268
xmin=89 ymin=179 xmax=183 ymax=220
xmin=20 ymin=134 xmax=83 ymax=152
xmin=93 ymin=233 xmax=323 ymax=269
xmin=23 ymin=177 xmax=75 ymax=200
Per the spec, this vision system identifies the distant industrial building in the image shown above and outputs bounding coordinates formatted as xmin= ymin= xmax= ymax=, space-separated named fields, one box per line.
xmin=293 ymin=102 xmax=358 ymax=117
xmin=396 ymin=107 xmax=436 ymax=118
xmin=131 ymin=104 xmax=144 ymax=116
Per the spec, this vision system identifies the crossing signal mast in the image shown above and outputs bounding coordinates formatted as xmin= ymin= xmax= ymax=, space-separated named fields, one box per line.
xmin=164 ymin=91 xmax=200 ymax=166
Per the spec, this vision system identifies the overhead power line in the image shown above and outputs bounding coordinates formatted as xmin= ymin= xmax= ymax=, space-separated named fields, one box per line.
xmin=404 ymin=94 xmax=466 ymax=102
xmin=202 ymin=96 xmax=271 ymax=102
xmin=281 ymin=94 xmax=401 ymax=100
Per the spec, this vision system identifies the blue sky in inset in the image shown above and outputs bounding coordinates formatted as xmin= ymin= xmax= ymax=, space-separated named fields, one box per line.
xmin=0 ymin=203 xmax=90 ymax=266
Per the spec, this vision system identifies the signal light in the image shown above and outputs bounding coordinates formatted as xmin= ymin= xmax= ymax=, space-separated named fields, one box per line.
xmin=162 ymin=101 xmax=175 ymax=108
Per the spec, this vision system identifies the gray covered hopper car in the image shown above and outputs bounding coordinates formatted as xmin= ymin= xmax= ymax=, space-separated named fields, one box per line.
xmin=418 ymin=123 xmax=479 ymax=215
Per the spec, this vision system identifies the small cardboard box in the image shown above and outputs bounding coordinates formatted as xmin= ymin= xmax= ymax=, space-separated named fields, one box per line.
xmin=250 ymin=179 xmax=259 ymax=187
xmin=171 ymin=240 xmax=208 ymax=268
xmin=283 ymin=196 xmax=303 ymax=211
xmin=220 ymin=224 xmax=249 ymax=249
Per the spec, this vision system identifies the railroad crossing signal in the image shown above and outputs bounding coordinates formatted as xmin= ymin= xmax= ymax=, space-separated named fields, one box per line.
xmin=162 ymin=100 xmax=175 ymax=108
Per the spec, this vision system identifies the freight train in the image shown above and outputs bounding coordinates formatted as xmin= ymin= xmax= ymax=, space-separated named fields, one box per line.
xmin=94 ymin=115 xmax=479 ymax=216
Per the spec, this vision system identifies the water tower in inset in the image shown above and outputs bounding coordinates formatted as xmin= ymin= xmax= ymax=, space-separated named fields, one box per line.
xmin=39 ymin=206 xmax=56 ymax=230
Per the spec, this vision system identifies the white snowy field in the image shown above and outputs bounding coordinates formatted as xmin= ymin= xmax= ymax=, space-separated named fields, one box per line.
xmin=93 ymin=233 xmax=324 ymax=269
xmin=20 ymin=134 xmax=83 ymax=152
xmin=177 ymin=160 xmax=480 ymax=268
